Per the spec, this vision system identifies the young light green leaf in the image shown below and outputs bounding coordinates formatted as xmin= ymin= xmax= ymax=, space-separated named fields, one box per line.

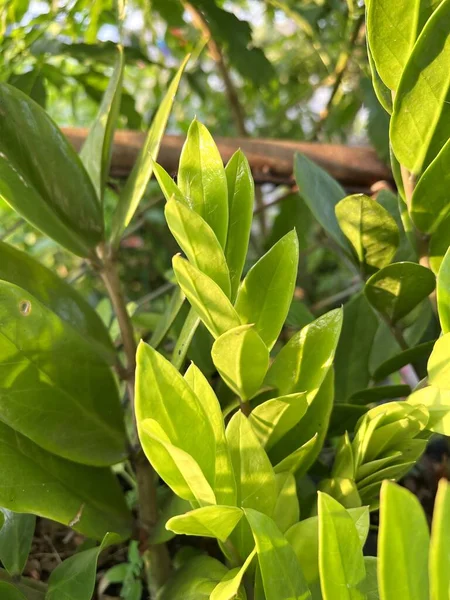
xmin=427 ymin=333 xmax=450 ymax=389
xmin=335 ymin=194 xmax=399 ymax=272
xmin=173 ymin=255 xmax=241 ymax=337
xmin=361 ymin=557 xmax=380 ymax=600
xmin=0 ymin=511 xmax=35 ymax=576
xmin=225 ymin=149 xmax=254 ymax=300
xmin=212 ymin=324 xmax=269 ymax=401
xmin=0 ymin=420 xmax=131 ymax=540
xmin=46 ymin=533 xmax=119 ymax=600
xmin=158 ymin=556 xmax=228 ymax=600
xmin=110 ymin=55 xmax=189 ymax=246
xmin=0 ymin=280 xmax=126 ymax=466
xmin=273 ymin=435 xmax=318 ymax=476
xmin=332 ymin=433 xmax=355 ymax=480
xmin=166 ymin=506 xmax=243 ymax=542
xmin=153 ymin=160 xmax=187 ymax=204
xmin=430 ymin=215 xmax=450 ymax=273
xmin=367 ymin=41 xmax=393 ymax=114
xmin=367 ymin=0 xmax=440 ymax=91
xmin=0 ymin=583 xmax=27 ymax=600
xmin=430 ymin=478 xmax=450 ymax=600
xmin=178 ymin=119 xmax=229 ymax=248
xmin=318 ymin=492 xmax=366 ymax=600
xmin=273 ymin=472 xmax=300 ymax=533
xmin=294 ymin=153 xmax=348 ymax=250
xmin=184 ymin=363 xmax=236 ymax=505
xmin=411 ymin=139 xmax=450 ymax=234
xmin=379 ymin=481 xmax=430 ymax=600
xmin=80 ymin=45 xmax=124 ymax=201
xmin=150 ymin=287 xmax=185 ymax=349
xmin=365 ymin=262 xmax=435 ymax=324
xmin=171 ymin=307 xmax=200 ymax=369
xmin=165 ymin=199 xmax=231 ymax=295
xmin=250 ymin=392 xmax=308 ymax=451
xmin=266 ymin=307 xmax=343 ymax=400
xmin=408 ymin=386 xmax=450 ymax=435
xmin=0 ymin=83 xmax=102 ymax=256
xmin=437 ymin=247 xmax=450 ymax=333
xmin=210 ymin=549 xmax=256 ymax=600
xmin=136 ymin=342 xmax=216 ymax=496
xmin=235 ymin=230 xmax=299 ymax=349
xmin=390 ymin=0 xmax=450 ymax=174
xmin=245 ymin=508 xmax=311 ymax=600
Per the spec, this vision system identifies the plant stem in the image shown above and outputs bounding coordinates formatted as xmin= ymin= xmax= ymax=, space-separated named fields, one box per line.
xmin=96 ymin=244 xmax=171 ymax=597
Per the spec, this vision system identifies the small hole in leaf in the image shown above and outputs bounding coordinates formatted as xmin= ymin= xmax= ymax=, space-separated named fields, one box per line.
xmin=19 ymin=300 xmax=31 ymax=316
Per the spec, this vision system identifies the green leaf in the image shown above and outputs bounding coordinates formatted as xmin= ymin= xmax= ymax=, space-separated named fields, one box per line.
xmin=153 ymin=161 xmax=187 ymax=205
xmin=0 ymin=83 xmax=102 ymax=256
xmin=0 ymin=583 xmax=27 ymax=600
xmin=273 ymin=435 xmax=318 ymax=476
xmin=80 ymin=45 xmax=124 ymax=201
xmin=364 ymin=262 xmax=435 ymax=324
xmin=430 ymin=479 xmax=450 ymax=600
xmin=266 ymin=308 xmax=343 ymax=400
xmin=361 ymin=557 xmax=380 ymax=600
xmin=149 ymin=492 xmax=189 ymax=544
xmin=0 ymin=572 xmax=45 ymax=600
xmin=184 ymin=363 xmax=236 ymax=505
xmin=250 ymin=392 xmax=308 ymax=451
xmin=0 ymin=280 xmax=126 ymax=466
xmin=110 ymin=56 xmax=188 ymax=246
xmin=158 ymin=556 xmax=228 ymax=600
xmin=150 ymin=287 xmax=185 ymax=349
xmin=367 ymin=0 xmax=440 ymax=91
xmin=390 ymin=0 xmax=450 ymax=174
xmin=165 ymin=199 xmax=231 ymax=295
xmin=373 ymin=340 xmax=435 ymax=381
xmin=335 ymin=194 xmax=399 ymax=272
xmin=178 ymin=119 xmax=229 ymax=248
xmin=408 ymin=386 xmax=450 ymax=435
xmin=294 ymin=153 xmax=348 ymax=251
xmin=245 ymin=508 xmax=311 ymax=600
xmin=225 ymin=150 xmax=254 ymax=300
xmin=273 ymin=472 xmax=300 ymax=534
xmin=212 ymin=325 xmax=269 ymax=401
xmin=318 ymin=493 xmax=366 ymax=600
xmin=349 ymin=385 xmax=411 ymax=405
xmin=0 ymin=511 xmax=35 ymax=576
xmin=166 ymin=506 xmax=243 ymax=542
xmin=379 ymin=481 xmax=430 ymax=600
xmin=332 ymin=432 xmax=355 ymax=480
xmin=235 ymin=230 xmax=299 ymax=349
xmin=367 ymin=41 xmax=393 ymax=114
xmin=46 ymin=533 xmax=119 ymax=600
xmin=437 ymin=247 xmax=450 ymax=333
xmin=226 ymin=412 xmax=277 ymax=517
xmin=136 ymin=342 xmax=216 ymax=501
xmin=430 ymin=215 xmax=450 ymax=273
xmin=171 ymin=308 xmax=200 ymax=369
xmin=0 ymin=241 xmax=114 ymax=362
xmin=411 ymin=139 xmax=450 ymax=234
xmin=173 ymin=256 xmax=241 ymax=338
xmin=334 ymin=293 xmax=379 ymax=403
xmin=428 ymin=333 xmax=450 ymax=389
xmin=210 ymin=549 xmax=256 ymax=600
xmin=0 ymin=420 xmax=131 ymax=540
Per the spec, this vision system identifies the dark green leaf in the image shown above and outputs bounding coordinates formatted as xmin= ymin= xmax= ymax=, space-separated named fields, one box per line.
xmin=373 ymin=340 xmax=435 ymax=381
xmin=0 ymin=511 xmax=35 ymax=576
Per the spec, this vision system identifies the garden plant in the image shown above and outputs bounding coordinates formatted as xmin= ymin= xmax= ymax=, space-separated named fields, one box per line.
xmin=0 ymin=0 xmax=450 ymax=599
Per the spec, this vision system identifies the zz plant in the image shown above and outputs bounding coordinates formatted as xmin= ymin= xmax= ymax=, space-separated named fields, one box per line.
xmin=0 ymin=0 xmax=449 ymax=598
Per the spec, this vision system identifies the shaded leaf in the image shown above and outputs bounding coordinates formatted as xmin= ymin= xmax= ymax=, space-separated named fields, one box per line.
xmin=166 ymin=506 xmax=243 ymax=542
xmin=0 ymin=511 xmax=35 ymax=577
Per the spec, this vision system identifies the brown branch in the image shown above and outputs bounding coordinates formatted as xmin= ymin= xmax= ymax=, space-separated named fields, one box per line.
xmin=184 ymin=2 xmax=248 ymax=137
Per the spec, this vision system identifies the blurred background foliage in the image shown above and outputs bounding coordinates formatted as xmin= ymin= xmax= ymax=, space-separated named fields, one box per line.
xmin=0 ymin=0 xmax=389 ymax=359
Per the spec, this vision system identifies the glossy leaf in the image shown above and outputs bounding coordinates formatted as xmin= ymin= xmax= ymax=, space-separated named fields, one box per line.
xmin=335 ymin=194 xmax=399 ymax=271
xmin=46 ymin=533 xmax=119 ymax=600
xmin=173 ymin=256 xmax=241 ymax=338
xmin=250 ymin=392 xmax=308 ymax=451
xmin=294 ymin=153 xmax=348 ymax=250
xmin=0 ymin=583 xmax=27 ymax=600
xmin=0 ymin=511 xmax=35 ymax=576
xmin=390 ymin=0 xmax=450 ymax=174
xmin=266 ymin=308 xmax=342 ymax=400
xmin=136 ymin=342 xmax=216 ymax=500
xmin=365 ymin=262 xmax=435 ymax=324
xmin=428 ymin=334 xmax=450 ymax=389
xmin=273 ymin=472 xmax=300 ymax=534
xmin=153 ymin=160 xmax=187 ymax=205
xmin=430 ymin=479 xmax=450 ymax=600
xmin=165 ymin=199 xmax=231 ymax=295
xmin=0 ymin=280 xmax=126 ymax=466
xmin=367 ymin=41 xmax=392 ymax=114
xmin=210 ymin=549 xmax=256 ymax=600
xmin=212 ymin=324 xmax=269 ymax=400
xmin=158 ymin=556 xmax=228 ymax=600
xmin=184 ymin=363 xmax=236 ymax=505
xmin=235 ymin=230 xmax=299 ymax=349
xmin=245 ymin=508 xmax=311 ymax=600
xmin=178 ymin=119 xmax=229 ymax=248
xmin=150 ymin=287 xmax=185 ymax=349
xmin=430 ymin=215 xmax=450 ymax=273
xmin=166 ymin=506 xmax=243 ymax=542
xmin=80 ymin=45 xmax=124 ymax=201
xmin=411 ymin=139 xmax=450 ymax=234
xmin=318 ymin=493 xmax=366 ymax=600
xmin=379 ymin=481 xmax=430 ymax=600
xmin=225 ymin=150 xmax=254 ymax=300
xmin=437 ymin=247 xmax=450 ymax=333
xmin=408 ymin=386 xmax=450 ymax=435
xmin=171 ymin=308 xmax=200 ymax=369
xmin=0 ymin=83 xmax=102 ymax=256
xmin=0 ymin=420 xmax=131 ymax=540
xmin=361 ymin=557 xmax=380 ymax=600
xmin=273 ymin=435 xmax=318 ymax=476
xmin=110 ymin=56 xmax=188 ymax=245
xmin=0 ymin=241 xmax=114 ymax=361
